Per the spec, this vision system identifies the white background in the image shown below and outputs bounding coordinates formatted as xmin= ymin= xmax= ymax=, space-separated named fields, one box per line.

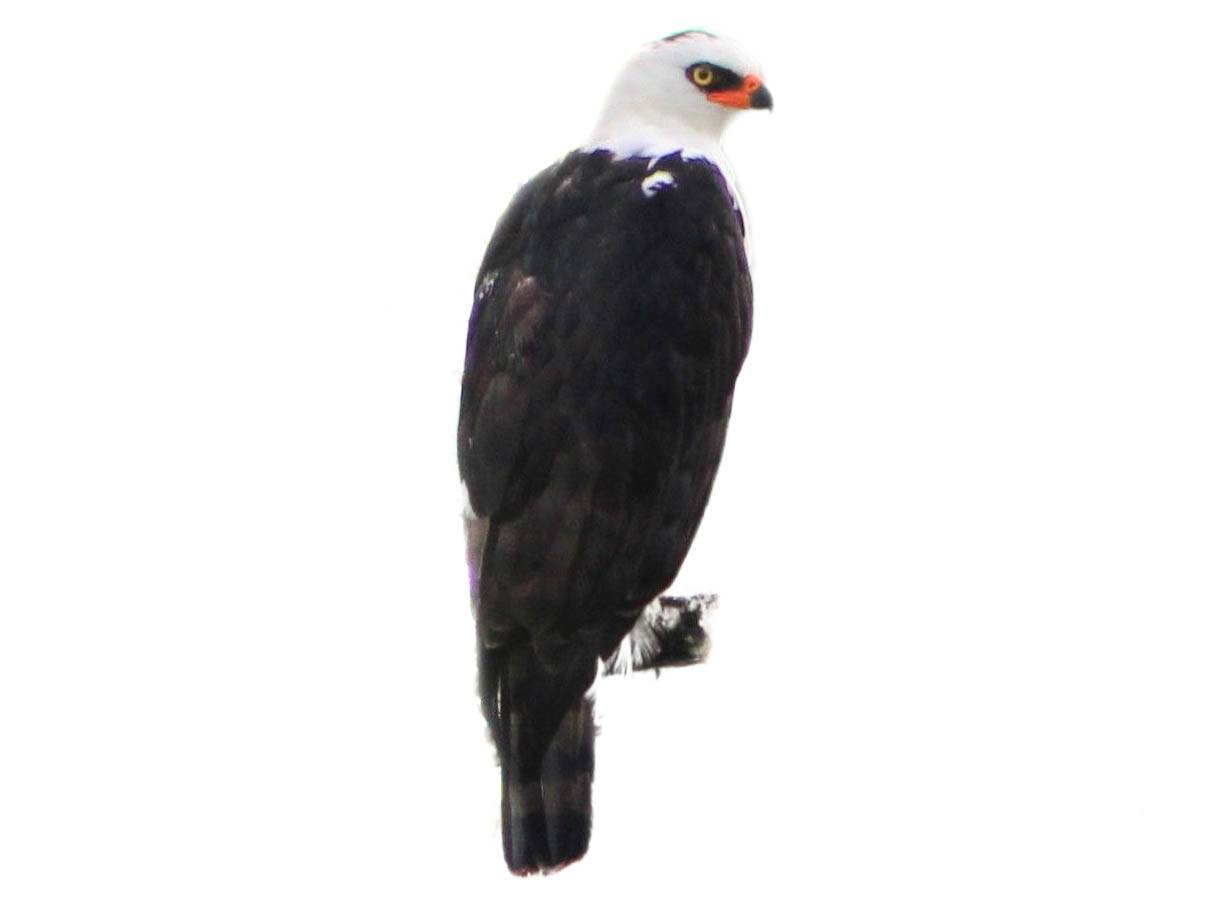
xmin=2 ymin=1 xmax=1203 ymax=900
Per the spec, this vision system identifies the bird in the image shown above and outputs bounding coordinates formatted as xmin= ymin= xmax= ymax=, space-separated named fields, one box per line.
xmin=457 ymin=30 xmax=771 ymax=875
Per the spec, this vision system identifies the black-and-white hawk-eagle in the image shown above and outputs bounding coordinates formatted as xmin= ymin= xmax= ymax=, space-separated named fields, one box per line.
xmin=457 ymin=31 xmax=771 ymax=874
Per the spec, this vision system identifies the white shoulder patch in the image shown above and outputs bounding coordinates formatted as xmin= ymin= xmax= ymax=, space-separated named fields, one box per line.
xmin=461 ymin=480 xmax=478 ymax=520
xmin=641 ymin=170 xmax=676 ymax=198
xmin=475 ymin=269 xmax=498 ymax=303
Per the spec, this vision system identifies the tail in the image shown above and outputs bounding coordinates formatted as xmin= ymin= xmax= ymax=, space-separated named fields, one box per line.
xmin=481 ymin=641 xmax=596 ymax=874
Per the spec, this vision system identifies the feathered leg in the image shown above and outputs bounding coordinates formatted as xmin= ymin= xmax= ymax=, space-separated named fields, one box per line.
xmin=603 ymin=594 xmax=718 ymax=675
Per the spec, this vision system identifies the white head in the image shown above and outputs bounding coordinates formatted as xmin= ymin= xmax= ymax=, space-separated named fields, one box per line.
xmin=589 ymin=31 xmax=772 ymax=154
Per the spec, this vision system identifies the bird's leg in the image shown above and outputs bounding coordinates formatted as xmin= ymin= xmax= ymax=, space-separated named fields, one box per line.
xmin=602 ymin=594 xmax=718 ymax=676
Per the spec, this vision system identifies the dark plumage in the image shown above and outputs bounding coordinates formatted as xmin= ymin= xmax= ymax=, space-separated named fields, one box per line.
xmin=458 ymin=31 xmax=768 ymax=875
xmin=459 ymin=149 xmax=750 ymax=872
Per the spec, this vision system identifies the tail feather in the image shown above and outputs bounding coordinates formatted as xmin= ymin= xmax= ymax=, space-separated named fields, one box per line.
xmin=485 ymin=641 xmax=596 ymax=875
xmin=541 ymin=695 xmax=594 ymax=868
xmin=499 ymin=662 xmax=551 ymax=873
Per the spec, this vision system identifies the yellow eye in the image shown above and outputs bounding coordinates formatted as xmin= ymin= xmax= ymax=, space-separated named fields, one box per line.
xmin=691 ymin=65 xmax=715 ymax=87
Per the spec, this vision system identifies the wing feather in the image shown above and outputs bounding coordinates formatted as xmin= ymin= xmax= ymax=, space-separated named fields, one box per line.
xmin=458 ymin=150 xmax=751 ymax=659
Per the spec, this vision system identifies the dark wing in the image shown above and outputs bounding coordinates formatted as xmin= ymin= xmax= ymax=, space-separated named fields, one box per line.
xmin=459 ymin=150 xmax=752 ymax=665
